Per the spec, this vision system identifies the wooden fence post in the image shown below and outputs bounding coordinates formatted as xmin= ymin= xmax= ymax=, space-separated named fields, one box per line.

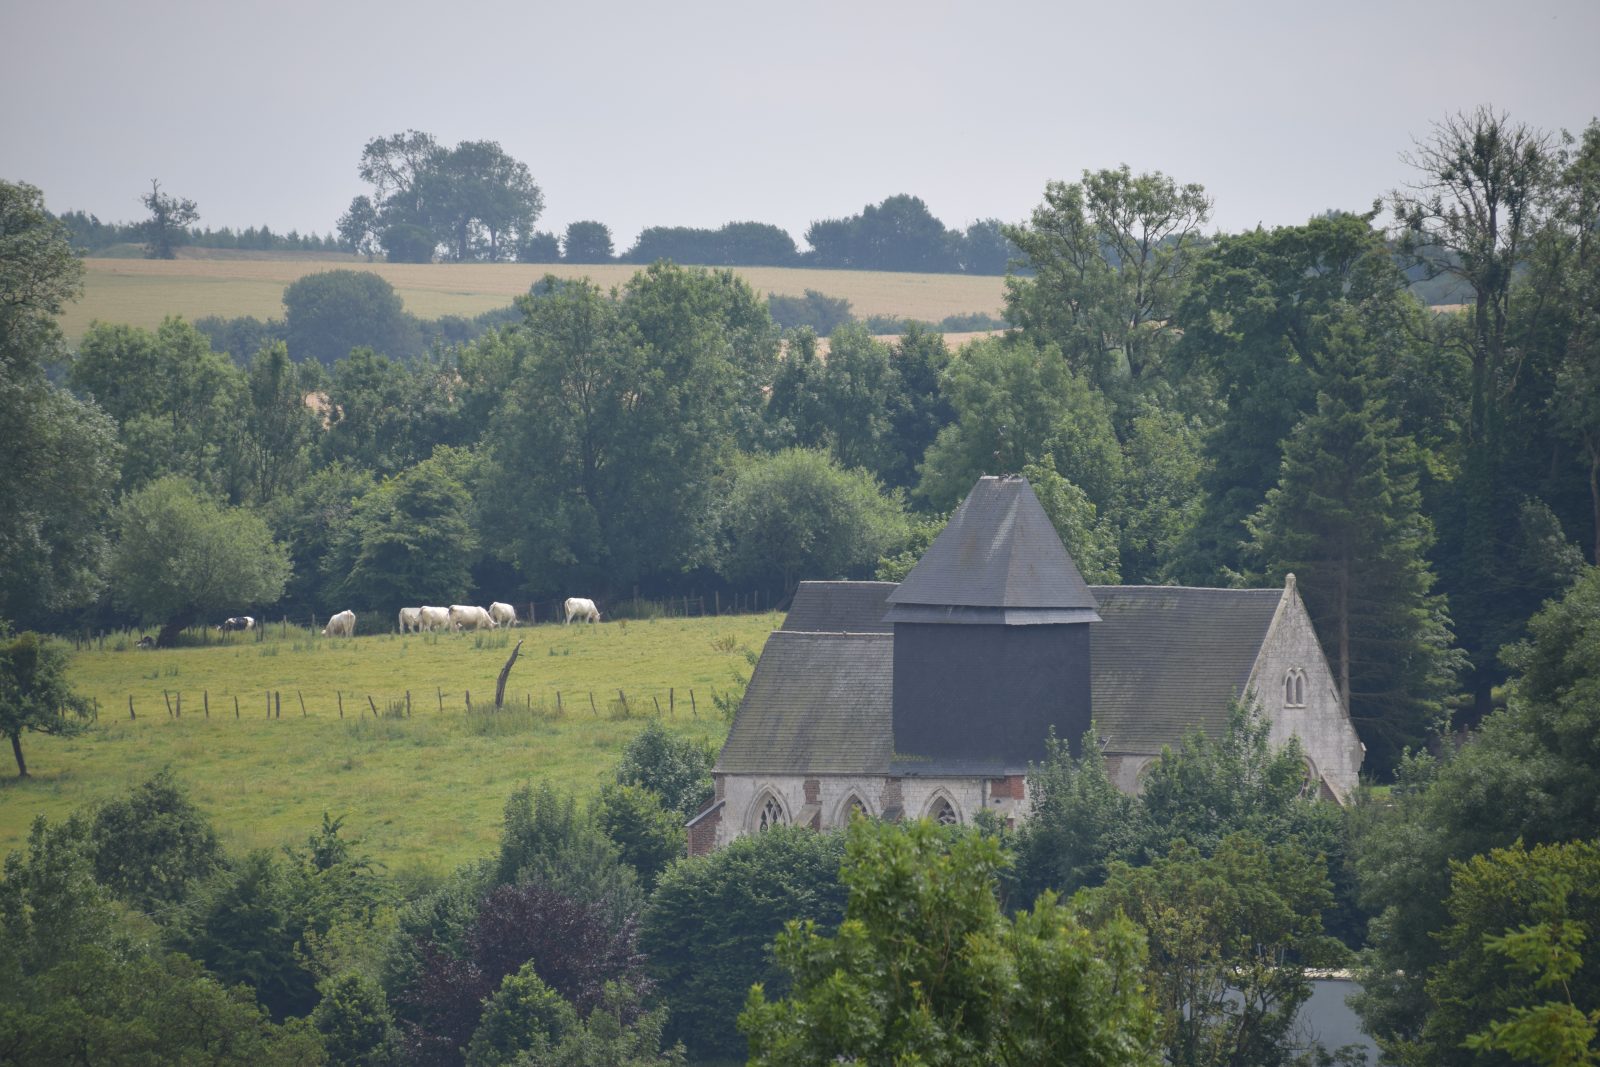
xmin=556 ymin=691 xmax=562 ymax=714
xmin=437 ymin=688 xmax=443 ymax=713
xmin=203 ymin=690 xmax=209 ymax=719
xmin=653 ymin=694 xmax=662 ymax=716
xmin=670 ymin=688 xmax=674 ymax=715
xmin=338 ymin=692 xmax=344 ymax=718
xmin=298 ymin=691 xmax=307 ymax=717
xmin=495 ymin=641 xmax=523 ymax=710
xmin=465 ymin=690 xmax=472 ymax=713
xmin=163 ymin=690 xmax=173 ymax=718
xmin=589 ymin=691 xmax=597 ymax=715
xmin=617 ymin=689 xmax=628 ymax=715
xmin=233 ymin=695 xmax=239 ymax=719
xmin=714 ymin=591 xmax=720 ymax=615
xmin=275 ymin=691 xmax=281 ymax=719
xmin=128 ymin=695 xmax=136 ymax=721
xmin=690 ymin=689 xmax=697 ymax=717
xmin=406 ymin=690 xmax=412 ymax=717
xmin=175 ymin=692 xmax=181 ymax=718
xmin=266 ymin=692 xmax=271 ymax=718
xmin=368 ymin=695 xmax=378 ymax=717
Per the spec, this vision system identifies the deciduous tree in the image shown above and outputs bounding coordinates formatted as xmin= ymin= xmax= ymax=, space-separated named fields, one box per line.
xmin=140 ymin=178 xmax=199 ymax=259
xmin=0 ymin=631 xmax=92 ymax=778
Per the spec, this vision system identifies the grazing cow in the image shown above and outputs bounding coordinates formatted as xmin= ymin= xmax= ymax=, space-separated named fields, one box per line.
xmin=418 ymin=605 xmax=450 ymax=632
xmin=136 ymin=635 xmax=156 ymax=649
xmin=322 ymin=609 xmax=356 ymax=638
xmin=489 ymin=602 xmax=518 ymax=628
xmin=220 ymin=616 xmax=255 ymax=632
xmin=449 ymin=604 xmax=496 ymax=632
xmin=399 ymin=606 xmax=422 ymax=633
xmin=564 ymin=597 xmax=601 ymax=624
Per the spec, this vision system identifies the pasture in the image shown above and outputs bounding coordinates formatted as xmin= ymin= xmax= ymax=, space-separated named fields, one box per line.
xmin=0 ymin=614 xmax=780 ymax=877
xmin=62 ymin=256 xmax=1008 ymax=342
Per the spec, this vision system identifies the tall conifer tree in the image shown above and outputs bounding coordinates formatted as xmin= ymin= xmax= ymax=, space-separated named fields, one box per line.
xmin=1248 ymin=315 xmax=1461 ymax=776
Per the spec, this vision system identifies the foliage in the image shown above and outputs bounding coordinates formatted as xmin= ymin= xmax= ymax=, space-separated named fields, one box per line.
xmin=1425 ymin=840 xmax=1600 ymax=1067
xmin=494 ymin=782 xmax=643 ymax=925
xmin=283 ymin=269 xmax=420 ymax=364
xmin=1076 ymin=834 xmax=1346 ymax=1067
xmin=1247 ymin=314 xmax=1463 ymax=775
xmin=87 ymin=767 xmax=224 ymax=914
xmin=0 ymin=631 xmax=92 ymax=778
xmin=917 ymin=334 xmax=1124 ymax=514
xmin=766 ymin=288 xmax=852 ymax=333
xmin=140 ymin=178 xmax=199 ymax=259
xmin=614 ymin=719 xmax=716 ymax=820
xmin=562 ymin=220 xmax=614 ymax=263
xmin=70 ymin=316 xmax=244 ymax=496
xmin=466 ymin=963 xmax=577 ymax=1066
xmin=805 ymin=194 xmax=960 ymax=273
xmin=876 ymin=509 xmax=949 ymax=583
xmin=240 ymin=341 xmax=319 ymax=504
xmin=640 ymin=826 xmax=848 ymax=1061
xmin=312 ymin=970 xmax=402 ymax=1067
xmin=514 ymin=980 xmax=686 ymax=1067
xmin=1351 ymin=568 xmax=1600 ymax=1053
xmin=109 ymin=475 xmax=291 ymax=645
xmin=627 ymin=221 xmax=799 ymax=266
xmin=739 ymin=818 xmax=1160 ymax=1066
xmin=396 ymin=880 xmax=646 ymax=1065
xmin=718 ymin=448 xmax=909 ymax=596
xmin=0 ymin=815 xmax=325 ymax=1064
xmin=1021 ymin=453 xmax=1122 ymax=583
xmin=1012 ymin=727 xmax=1146 ymax=901
xmin=481 ymin=265 xmax=778 ymax=593
xmin=0 ymin=182 xmax=120 ymax=626
xmin=1004 ymin=165 xmax=1210 ymax=413
xmin=594 ymin=783 xmax=683 ymax=890
xmin=345 ymin=131 xmax=544 ymax=262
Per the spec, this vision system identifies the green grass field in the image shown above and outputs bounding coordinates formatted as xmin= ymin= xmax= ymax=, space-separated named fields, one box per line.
xmin=62 ymin=256 xmax=1007 ymax=342
xmin=0 ymin=614 xmax=780 ymax=877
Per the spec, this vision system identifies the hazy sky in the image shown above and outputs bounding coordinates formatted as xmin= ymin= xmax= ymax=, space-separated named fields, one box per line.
xmin=4 ymin=0 xmax=1596 ymax=250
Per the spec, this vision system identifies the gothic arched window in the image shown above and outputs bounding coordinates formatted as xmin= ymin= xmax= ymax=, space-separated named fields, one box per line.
xmin=1284 ymin=668 xmax=1307 ymax=707
xmin=928 ymin=796 xmax=959 ymax=826
xmin=756 ymin=792 xmax=787 ymax=832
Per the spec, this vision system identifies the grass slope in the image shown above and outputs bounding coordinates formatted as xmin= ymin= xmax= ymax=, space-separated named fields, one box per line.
xmin=0 ymin=615 xmax=778 ymax=877
xmin=64 ymin=258 xmax=1007 ymax=342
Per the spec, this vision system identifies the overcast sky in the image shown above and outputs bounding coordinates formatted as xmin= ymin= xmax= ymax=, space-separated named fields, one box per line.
xmin=4 ymin=0 xmax=1596 ymax=250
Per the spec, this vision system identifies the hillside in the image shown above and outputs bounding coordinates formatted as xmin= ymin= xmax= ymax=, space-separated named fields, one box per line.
xmin=0 ymin=615 xmax=779 ymax=876
xmin=62 ymin=256 xmax=1008 ymax=342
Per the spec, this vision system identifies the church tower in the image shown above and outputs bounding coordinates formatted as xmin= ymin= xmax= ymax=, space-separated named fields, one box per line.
xmin=884 ymin=475 xmax=1100 ymax=776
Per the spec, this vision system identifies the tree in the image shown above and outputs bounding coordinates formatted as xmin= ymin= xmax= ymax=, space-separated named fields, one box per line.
xmin=140 ymin=179 xmax=199 ymax=259
xmin=639 ymin=826 xmax=848 ymax=1061
xmin=1350 ymin=567 xmax=1600 ymax=1054
xmin=916 ymin=335 xmax=1123 ymax=515
xmin=269 ymin=462 xmax=377 ymax=617
xmin=493 ymin=782 xmax=644 ymax=926
xmin=0 ymin=181 xmax=120 ymax=626
xmin=738 ymin=818 xmax=1160 ymax=1066
xmin=1021 ymin=454 xmax=1121 ymax=583
xmin=718 ymin=449 xmax=909 ymax=598
xmin=109 ymin=476 xmax=291 ymax=646
xmin=348 ymin=131 xmax=544 ymax=263
xmin=614 ymin=720 xmax=716 ymax=819
xmin=481 ymin=266 xmax=778 ymax=593
xmin=594 ymin=784 xmax=683 ymax=891
xmin=1005 ymin=166 xmax=1210 ymax=413
xmin=805 ymin=194 xmax=959 ymax=272
xmin=70 ymin=317 xmax=243 ymax=497
xmin=465 ymin=963 xmax=577 ymax=1066
xmin=312 ymin=971 xmax=401 ymax=1067
xmin=0 ymin=631 xmax=91 ymax=777
xmin=765 ymin=288 xmax=853 ymax=334
xmin=1246 ymin=315 xmax=1463 ymax=775
xmin=956 ymin=218 xmax=1017 ymax=275
xmin=332 ymin=448 xmax=480 ymax=613
xmin=283 ymin=269 xmax=419 ymax=365
xmin=1076 ymin=834 xmax=1346 ymax=1067
xmin=1012 ymin=727 xmax=1146 ymax=902
xmin=239 ymin=341 xmax=319 ymax=504
xmin=562 ymin=220 xmax=614 ymax=263
xmin=1393 ymin=107 xmax=1568 ymax=718
xmin=88 ymin=768 xmax=223 ymax=914
xmin=1428 ymin=841 xmax=1600 ymax=1067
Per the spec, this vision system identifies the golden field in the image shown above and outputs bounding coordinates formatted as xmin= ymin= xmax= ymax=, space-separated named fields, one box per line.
xmin=63 ymin=255 xmax=1008 ymax=341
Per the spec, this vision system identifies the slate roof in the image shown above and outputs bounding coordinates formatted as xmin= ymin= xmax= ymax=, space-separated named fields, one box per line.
xmin=780 ymin=581 xmax=895 ymax=634
xmin=717 ymin=582 xmax=1284 ymax=775
xmin=1087 ymin=585 xmax=1281 ymax=752
xmin=715 ymin=631 xmax=894 ymax=776
xmin=885 ymin=476 xmax=1100 ymax=625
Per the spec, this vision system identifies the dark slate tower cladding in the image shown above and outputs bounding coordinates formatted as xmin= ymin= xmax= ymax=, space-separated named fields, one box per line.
xmin=884 ymin=475 xmax=1100 ymax=773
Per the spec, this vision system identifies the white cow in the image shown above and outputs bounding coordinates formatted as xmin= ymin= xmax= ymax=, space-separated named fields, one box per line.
xmin=399 ymin=606 xmax=422 ymax=633
xmin=220 ymin=616 xmax=255 ymax=632
xmin=323 ymin=609 xmax=356 ymax=637
xmin=418 ymin=605 xmax=450 ymax=632
xmin=564 ymin=597 xmax=601 ymax=624
xmin=449 ymin=604 xmax=496 ymax=632
xmin=489 ymin=601 xmax=518 ymax=628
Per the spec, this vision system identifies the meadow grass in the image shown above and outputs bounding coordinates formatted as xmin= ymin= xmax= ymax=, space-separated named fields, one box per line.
xmin=0 ymin=614 xmax=779 ymax=876
xmin=64 ymin=257 xmax=1007 ymax=342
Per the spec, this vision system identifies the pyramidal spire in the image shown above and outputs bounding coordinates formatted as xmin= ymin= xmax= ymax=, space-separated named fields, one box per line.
xmin=885 ymin=475 xmax=1100 ymax=625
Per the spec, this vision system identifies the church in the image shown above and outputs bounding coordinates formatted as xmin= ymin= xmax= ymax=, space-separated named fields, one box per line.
xmin=688 ymin=474 xmax=1364 ymax=856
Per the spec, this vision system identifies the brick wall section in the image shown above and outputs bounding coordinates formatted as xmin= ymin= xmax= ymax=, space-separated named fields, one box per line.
xmin=988 ymin=775 xmax=1026 ymax=800
xmin=803 ymin=778 xmax=820 ymax=804
xmin=687 ymin=804 xmax=722 ymax=856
